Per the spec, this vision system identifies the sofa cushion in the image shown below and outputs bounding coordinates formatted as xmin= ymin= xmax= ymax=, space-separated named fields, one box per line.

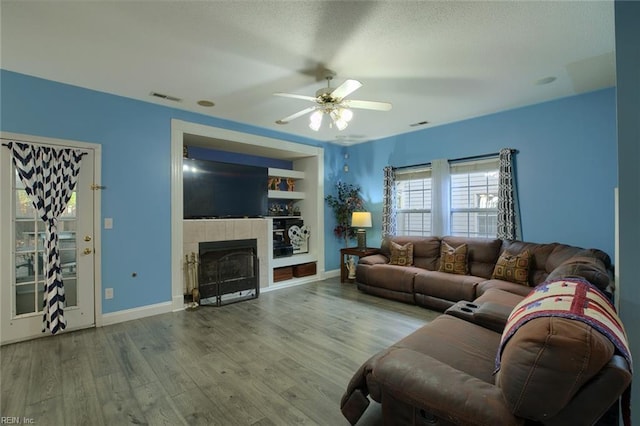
xmin=382 ymin=236 xmax=441 ymax=270
xmin=499 ymin=240 xmax=559 ymax=285
xmin=491 ymin=250 xmax=531 ymax=286
xmin=389 ymin=241 xmax=414 ymax=266
xmin=476 ymin=280 xmax=534 ymax=306
xmin=392 ymin=315 xmax=500 ymax=383
xmin=496 ymin=317 xmax=614 ymax=421
xmin=473 ymin=287 xmax=525 ymax=307
xmin=546 ymin=252 xmax=610 ymax=291
xmin=438 ymin=242 xmax=468 ymax=275
xmin=358 ymin=264 xmax=421 ymax=294
xmin=414 ymin=271 xmax=481 ymax=303
xmin=444 ymin=236 xmax=502 ymax=278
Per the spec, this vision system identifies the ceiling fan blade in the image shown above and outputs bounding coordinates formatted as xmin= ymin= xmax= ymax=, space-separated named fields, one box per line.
xmin=330 ymin=79 xmax=362 ymax=101
xmin=273 ymin=92 xmax=318 ymax=102
xmin=343 ymin=99 xmax=392 ymax=111
xmin=275 ymin=106 xmax=317 ymax=124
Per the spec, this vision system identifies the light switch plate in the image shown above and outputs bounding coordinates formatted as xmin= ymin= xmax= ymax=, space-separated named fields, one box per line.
xmin=104 ymin=217 xmax=113 ymax=229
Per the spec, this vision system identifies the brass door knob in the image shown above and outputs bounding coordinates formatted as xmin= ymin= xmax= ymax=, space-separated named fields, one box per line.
xmin=83 ymin=248 xmax=92 ymax=255
xmin=84 ymin=236 xmax=92 ymax=242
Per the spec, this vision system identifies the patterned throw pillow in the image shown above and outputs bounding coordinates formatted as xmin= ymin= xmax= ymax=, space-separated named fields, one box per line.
xmin=438 ymin=242 xmax=468 ymax=275
xmin=389 ymin=241 xmax=414 ymax=266
xmin=492 ymin=250 xmax=531 ymax=286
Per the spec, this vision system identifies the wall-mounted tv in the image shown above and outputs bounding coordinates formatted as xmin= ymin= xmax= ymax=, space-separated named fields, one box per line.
xmin=183 ymin=158 xmax=268 ymax=219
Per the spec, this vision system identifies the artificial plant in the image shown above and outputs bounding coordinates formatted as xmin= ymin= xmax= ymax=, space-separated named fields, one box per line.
xmin=325 ymin=181 xmax=364 ymax=247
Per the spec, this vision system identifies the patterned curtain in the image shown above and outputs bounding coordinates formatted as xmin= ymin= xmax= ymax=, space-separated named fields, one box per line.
xmin=497 ymin=148 xmax=521 ymax=240
xmin=382 ymin=166 xmax=397 ymax=237
xmin=8 ymin=142 xmax=84 ymax=334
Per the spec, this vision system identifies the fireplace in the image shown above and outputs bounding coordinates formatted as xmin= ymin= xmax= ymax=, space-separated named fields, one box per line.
xmin=198 ymin=238 xmax=259 ymax=306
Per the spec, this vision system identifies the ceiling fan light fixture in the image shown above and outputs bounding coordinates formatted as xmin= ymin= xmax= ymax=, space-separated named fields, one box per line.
xmin=334 ymin=118 xmax=349 ymax=131
xmin=329 ymin=109 xmax=349 ymax=131
xmin=309 ymin=110 xmax=323 ymax=131
xmin=274 ymin=72 xmax=389 ymax=133
xmin=340 ymin=108 xmax=353 ymax=122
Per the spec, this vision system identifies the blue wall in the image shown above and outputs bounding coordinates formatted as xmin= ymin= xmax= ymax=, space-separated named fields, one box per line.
xmin=0 ymin=70 xmax=320 ymax=313
xmin=324 ymin=89 xmax=617 ymax=270
xmin=2 ymin=70 xmax=619 ymax=314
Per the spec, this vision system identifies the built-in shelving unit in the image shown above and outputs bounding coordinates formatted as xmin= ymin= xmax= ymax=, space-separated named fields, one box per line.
xmin=172 ymin=120 xmax=324 ymax=309
xmin=266 ymin=167 xmax=318 ymax=286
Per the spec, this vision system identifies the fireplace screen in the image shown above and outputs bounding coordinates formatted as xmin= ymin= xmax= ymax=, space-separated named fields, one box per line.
xmin=198 ymin=239 xmax=259 ymax=306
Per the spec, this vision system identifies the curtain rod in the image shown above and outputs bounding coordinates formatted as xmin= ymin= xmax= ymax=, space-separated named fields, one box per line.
xmin=392 ymin=148 xmax=517 ymax=171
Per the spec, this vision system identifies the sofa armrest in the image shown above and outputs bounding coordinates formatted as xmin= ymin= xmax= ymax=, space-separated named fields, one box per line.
xmin=445 ymin=301 xmax=514 ymax=332
xmin=358 ymin=253 xmax=389 ymax=265
xmin=373 ymin=348 xmax=522 ymax=426
xmin=542 ymin=355 xmax=632 ymax=426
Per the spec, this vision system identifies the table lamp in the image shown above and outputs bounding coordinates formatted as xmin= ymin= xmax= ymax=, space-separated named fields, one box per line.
xmin=351 ymin=212 xmax=372 ymax=249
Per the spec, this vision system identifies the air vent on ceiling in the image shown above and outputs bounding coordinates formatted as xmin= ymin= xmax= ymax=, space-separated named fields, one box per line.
xmin=150 ymin=92 xmax=182 ymax=102
xmin=410 ymin=120 xmax=430 ymax=127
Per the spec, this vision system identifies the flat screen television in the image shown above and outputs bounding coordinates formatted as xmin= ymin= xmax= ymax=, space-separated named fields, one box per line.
xmin=183 ymin=158 xmax=268 ymax=219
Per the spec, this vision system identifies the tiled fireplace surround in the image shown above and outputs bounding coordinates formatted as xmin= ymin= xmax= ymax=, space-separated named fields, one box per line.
xmin=183 ymin=219 xmax=269 ymax=293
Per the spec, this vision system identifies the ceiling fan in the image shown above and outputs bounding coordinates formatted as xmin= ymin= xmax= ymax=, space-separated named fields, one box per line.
xmin=274 ymin=70 xmax=392 ymax=131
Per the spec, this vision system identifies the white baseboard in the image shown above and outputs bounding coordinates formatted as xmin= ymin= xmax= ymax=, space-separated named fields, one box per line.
xmin=324 ymin=269 xmax=340 ymax=279
xmin=102 ymin=270 xmax=341 ymax=327
xmin=261 ymin=275 xmax=318 ymax=293
xmin=101 ymin=301 xmax=173 ymax=326
xmin=172 ymin=295 xmax=186 ymax=312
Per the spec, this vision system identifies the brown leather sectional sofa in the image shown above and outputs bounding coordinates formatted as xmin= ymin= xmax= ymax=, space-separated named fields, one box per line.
xmin=355 ymin=236 xmax=614 ymax=311
xmin=342 ymin=236 xmax=632 ymax=425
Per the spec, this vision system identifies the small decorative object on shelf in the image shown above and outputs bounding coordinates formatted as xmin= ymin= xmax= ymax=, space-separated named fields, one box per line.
xmin=286 ymin=177 xmax=295 ymax=191
xmin=288 ymin=224 xmax=310 ymax=254
xmin=269 ymin=201 xmax=302 ymax=216
xmin=269 ymin=177 xmax=281 ymax=190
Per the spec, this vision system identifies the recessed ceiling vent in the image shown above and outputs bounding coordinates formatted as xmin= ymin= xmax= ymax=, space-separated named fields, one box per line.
xmin=150 ymin=92 xmax=182 ymax=102
xmin=410 ymin=120 xmax=430 ymax=127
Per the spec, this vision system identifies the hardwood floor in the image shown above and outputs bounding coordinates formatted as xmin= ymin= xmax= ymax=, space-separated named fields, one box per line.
xmin=0 ymin=278 xmax=440 ymax=425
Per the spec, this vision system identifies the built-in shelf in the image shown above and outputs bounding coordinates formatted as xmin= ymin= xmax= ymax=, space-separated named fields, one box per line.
xmin=272 ymin=253 xmax=317 ymax=269
xmin=268 ymin=190 xmax=305 ymax=199
xmin=268 ymin=168 xmax=305 ymax=180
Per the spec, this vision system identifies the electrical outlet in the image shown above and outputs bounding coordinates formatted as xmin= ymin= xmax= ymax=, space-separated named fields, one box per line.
xmin=105 ymin=288 xmax=114 ymax=299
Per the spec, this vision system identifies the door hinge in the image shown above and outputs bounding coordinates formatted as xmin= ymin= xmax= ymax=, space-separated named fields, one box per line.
xmin=90 ymin=184 xmax=106 ymax=190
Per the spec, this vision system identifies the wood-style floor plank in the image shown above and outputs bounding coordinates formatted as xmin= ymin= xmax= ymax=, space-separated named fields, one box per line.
xmin=0 ymin=278 xmax=439 ymax=425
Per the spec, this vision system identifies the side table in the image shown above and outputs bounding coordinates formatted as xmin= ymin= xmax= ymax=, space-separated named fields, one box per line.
xmin=340 ymin=247 xmax=379 ymax=283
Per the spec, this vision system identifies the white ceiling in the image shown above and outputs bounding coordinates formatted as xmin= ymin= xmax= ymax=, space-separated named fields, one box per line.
xmin=1 ymin=1 xmax=615 ymax=145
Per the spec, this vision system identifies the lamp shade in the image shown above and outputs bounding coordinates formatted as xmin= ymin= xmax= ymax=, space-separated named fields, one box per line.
xmin=351 ymin=212 xmax=372 ymax=228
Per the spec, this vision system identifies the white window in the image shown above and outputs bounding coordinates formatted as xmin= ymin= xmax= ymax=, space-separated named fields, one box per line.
xmin=395 ymin=168 xmax=432 ymax=236
xmin=450 ymin=159 xmax=499 ymax=238
xmin=394 ymin=158 xmax=499 ymax=238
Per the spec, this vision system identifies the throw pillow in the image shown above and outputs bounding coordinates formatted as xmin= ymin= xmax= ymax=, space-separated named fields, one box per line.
xmin=492 ymin=250 xmax=531 ymax=286
xmin=438 ymin=242 xmax=468 ymax=275
xmin=389 ymin=241 xmax=414 ymax=266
